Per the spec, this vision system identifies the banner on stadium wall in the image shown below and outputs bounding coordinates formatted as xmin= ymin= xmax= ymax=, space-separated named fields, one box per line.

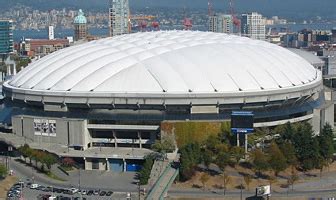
xmin=33 ymin=119 xmax=57 ymax=137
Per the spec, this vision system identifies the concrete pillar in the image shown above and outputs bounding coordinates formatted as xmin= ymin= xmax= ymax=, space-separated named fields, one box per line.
xmin=236 ymin=133 xmax=240 ymax=147
xmin=7 ymin=65 xmax=11 ymax=76
xmin=138 ymin=131 xmax=142 ymax=149
xmin=150 ymin=132 xmax=156 ymax=144
xmin=113 ymin=131 xmax=118 ymax=148
xmin=84 ymin=157 xmax=90 ymax=170
xmin=245 ymin=134 xmax=248 ymax=154
xmin=123 ymin=158 xmax=127 ymax=172
xmin=13 ymin=65 xmax=17 ymax=75
xmin=106 ymin=158 xmax=109 ymax=171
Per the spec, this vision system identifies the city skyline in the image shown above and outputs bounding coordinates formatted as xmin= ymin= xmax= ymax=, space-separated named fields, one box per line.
xmin=1 ymin=0 xmax=336 ymax=19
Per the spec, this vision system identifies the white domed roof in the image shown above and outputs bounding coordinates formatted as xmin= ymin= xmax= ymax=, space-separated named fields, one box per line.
xmin=4 ymin=31 xmax=322 ymax=105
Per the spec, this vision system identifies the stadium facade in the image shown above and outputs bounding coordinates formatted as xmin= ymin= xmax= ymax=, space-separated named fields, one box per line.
xmin=0 ymin=31 xmax=333 ymax=171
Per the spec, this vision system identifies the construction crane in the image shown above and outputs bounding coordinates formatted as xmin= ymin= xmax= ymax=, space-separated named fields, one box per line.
xmin=129 ymin=15 xmax=158 ymax=32
xmin=229 ymin=0 xmax=241 ymax=33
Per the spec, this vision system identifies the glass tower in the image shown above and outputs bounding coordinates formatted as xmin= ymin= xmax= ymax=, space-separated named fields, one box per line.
xmin=0 ymin=20 xmax=14 ymax=55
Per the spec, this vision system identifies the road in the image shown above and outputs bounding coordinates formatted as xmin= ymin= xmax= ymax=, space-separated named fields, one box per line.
xmin=168 ymin=187 xmax=336 ymax=199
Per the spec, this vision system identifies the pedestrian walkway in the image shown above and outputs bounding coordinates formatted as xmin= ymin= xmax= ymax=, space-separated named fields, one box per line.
xmin=146 ymin=163 xmax=179 ymax=200
xmin=147 ymin=159 xmax=169 ymax=188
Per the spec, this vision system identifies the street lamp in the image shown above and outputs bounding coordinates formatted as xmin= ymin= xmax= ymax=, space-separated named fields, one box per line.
xmin=136 ymin=179 xmax=141 ymax=200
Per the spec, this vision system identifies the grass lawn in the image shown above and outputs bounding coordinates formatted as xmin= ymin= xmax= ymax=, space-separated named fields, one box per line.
xmin=0 ymin=176 xmax=18 ymax=199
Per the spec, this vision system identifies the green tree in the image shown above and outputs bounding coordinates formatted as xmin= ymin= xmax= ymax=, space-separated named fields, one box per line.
xmin=205 ymin=134 xmax=221 ymax=154
xmin=279 ymin=142 xmax=297 ymax=167
xmin=276 ymin=122 xmax=294 ymax=143
xmin=215 ymin=152 xmax=230 ymax=172
xmin=0 ymin=163 xmax=7 ymax=178
xmin=319 ymin=123 xmax=334 ymax=169
xmin=152 ymin=135 xmax=176 ymax=153
xmin=138 ymin=156 xmax=154 ymax=185
xmin=201 ymin=149 xmax=213 ymax=169
xmin=268 ymin=142 xmax=287 ymax=176
xmin=18 ymin=144 xmax=30 ymax=163
xmin=292 ymin=122 xmax=321 ymax=171
xmin=42 ymin=153 xmax=57 ymax=171
xmin=200 ymin=173 xmax=210 ymax=190
xmin=179 ymin=142 xmax=202 ymax=181
xmin=251 ymin=149 xmax=269 ymax=177
xmin=230 ymin=146 xmax=245 ymax=166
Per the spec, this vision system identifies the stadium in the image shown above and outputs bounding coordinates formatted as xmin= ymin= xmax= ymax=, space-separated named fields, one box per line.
xmin=0 ymin=31 xmax=332 ymax=171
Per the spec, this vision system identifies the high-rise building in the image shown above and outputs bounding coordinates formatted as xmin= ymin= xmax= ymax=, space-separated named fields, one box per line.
xmin=0 ymin=20 xmax=14 ymax=55
xmin=74 ymin=9 xmax=88 ymax=41
xmin=208 ymin=14 xmax=233 ymax=34
xmin=109 ymin=0 xmax=130 ymax=37
xmin=48 ymin=26 xmax=54 ymax=40
xmin=241 ymin=12 xmax=266 ymax=40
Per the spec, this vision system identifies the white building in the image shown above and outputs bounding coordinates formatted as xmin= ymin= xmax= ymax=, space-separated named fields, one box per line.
xmin=48 ymin=26 xmax=54 ymax=40
xmin=208 ymin=14 xmax=233 ymax=34
xmin=109 ymin=0 xmax=130 ymax=37
xmin=241 ymin=12 xmax=266 ymax=40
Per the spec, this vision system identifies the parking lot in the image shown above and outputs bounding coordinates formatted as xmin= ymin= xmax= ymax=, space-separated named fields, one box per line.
xmin=6 ymin=180 xmax=138 ymax=200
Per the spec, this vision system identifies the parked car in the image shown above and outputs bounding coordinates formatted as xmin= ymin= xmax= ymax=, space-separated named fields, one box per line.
xmin=69 ymin=188 xmax=79 ymax=194
xmin=106 ymin=191 xmax=113 ymax=196
xmin=99 ymin=191 xmax=106 ymax=196
xmin=30 ymin=183 xmax=39 ymax=189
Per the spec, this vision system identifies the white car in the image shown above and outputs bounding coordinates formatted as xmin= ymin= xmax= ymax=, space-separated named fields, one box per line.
xmin=81 ymin=190 xmax=87 ymax=195
xmin=69 ymin=188 xmax=79 ymax=194
xmin=30 ymin=183 xmax=39 ymax=189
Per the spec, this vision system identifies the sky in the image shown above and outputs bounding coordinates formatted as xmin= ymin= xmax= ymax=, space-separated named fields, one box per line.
xmin=1 ymin=0 xmax=336 ymax=19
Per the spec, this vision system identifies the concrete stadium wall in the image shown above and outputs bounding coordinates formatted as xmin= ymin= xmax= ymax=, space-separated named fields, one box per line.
xmin=11 ymin=115 xmax=86 ymax=147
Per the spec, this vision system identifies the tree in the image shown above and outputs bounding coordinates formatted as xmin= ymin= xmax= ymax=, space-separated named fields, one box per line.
xmin=276 ymin=122 xmax=294 ymax=143
xmin=292 ymin=122 xmax=321 ymax=171
xmin=268 ymin=142 xmax=287 ymax=176
xmin=201 ymin=149 xmax=213 ymax=169
xmin=138 ymin=156 xmax=154 ymax=185
xmin=0 ymin=163 xmax=7 ymax=178
xmin=279 ymin=142 xmax=297 ymax=168
xmin=251 ymin=149 xmax=269 ymax=177
xmin=319 ymin=123 xmax=334 ymax=170
xmin=230 ymin=146 xmax=245 ymax=167
xmin=179 ymin=142 xmax=202 ymax=181
xmin=200 ymin=173 xmax=210 ymax=190
xmin=42 ymin=153 xmax=57 ymax=171
xmin=222 ymin=173 xmax=231 ymax=195
xmin=243 ymin=175 xmax=252 ymax=191
xmin=288 ymin=168 xmax=299 ymax=191
xmin=215 ymin=152 xmax=230 ymax=173
xmin=152 ymin=134 xmax=176 ymax=153
xmin=62 ymin=157 xmax=75 ymax=168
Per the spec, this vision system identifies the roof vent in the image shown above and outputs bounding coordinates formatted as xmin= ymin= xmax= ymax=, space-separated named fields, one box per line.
xmin=239 ymin=88 xmax=243 ymax=91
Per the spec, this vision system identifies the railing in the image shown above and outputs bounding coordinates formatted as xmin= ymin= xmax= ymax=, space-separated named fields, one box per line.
xmin=145 ymin=162 xmax=172 ymax=200
xmin=159 ymin=167 xmax=179 ymax=200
